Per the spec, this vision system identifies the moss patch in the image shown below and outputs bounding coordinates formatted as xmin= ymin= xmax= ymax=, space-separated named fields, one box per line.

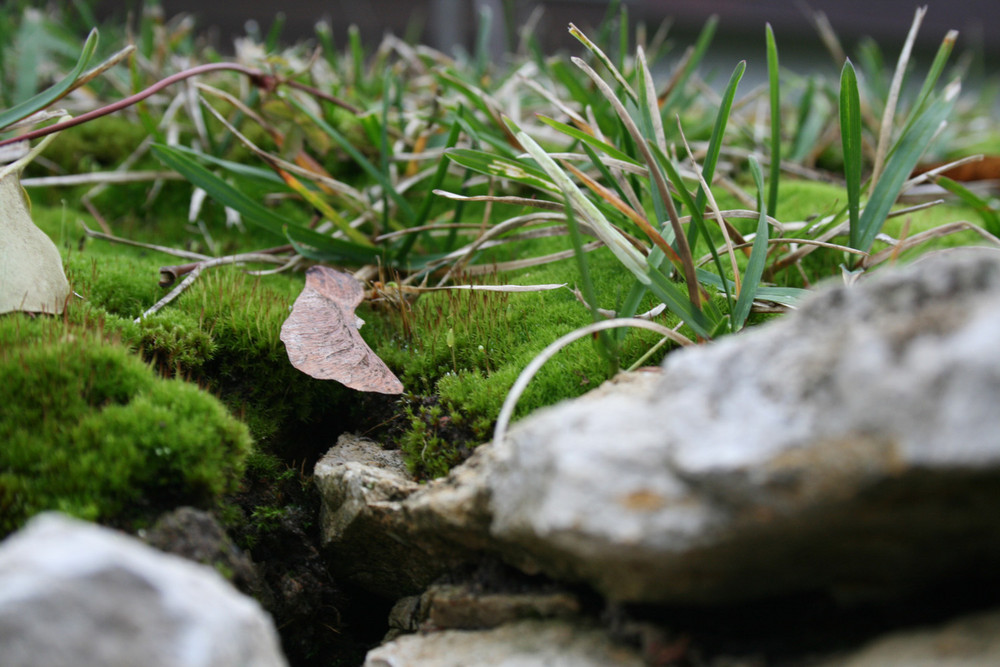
xmin=0 ymin=317 xmax=251 ymax=537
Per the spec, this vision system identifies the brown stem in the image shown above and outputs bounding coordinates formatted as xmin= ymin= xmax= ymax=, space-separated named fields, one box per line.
xmin=0 ymin=62 xmax=277 ymax=149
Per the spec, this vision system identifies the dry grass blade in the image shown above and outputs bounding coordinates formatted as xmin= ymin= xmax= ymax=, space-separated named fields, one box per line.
xmin=520 ymin=76 xmax=589 ymax=129
xmin=698 ymin=236 xmax=867 ymax=266
xmin=657 ymin=44 xmax=695 ymax=105
xmin=571 ymin=56 xmax=700 ymax=306
xmin=637 ymin=46 xmax=666 ymax=150
xmin=562 ymin=160 xmax=681 ymax=263
xmin=22 ymin=171 xmax=182 ymax=187
xmin=375 ymin=223 xmax=485 ymax=243
xmin=870 ymin=6 xmax=927 ymax=189
xmin=461 ymin=241 xmax=603 ymax=275
xmin=863 ymin=221 xmax=1000 ymax=267
xmin=809 ymin=8 xmax=847 ymax=66
xmin=433 ymin=212 xmax=571 ymax=286
xmin=568 ymin=23 xmax=638 ymax=103
xmin=432 ymin=190 xmax=564 ymax=211
xmin=134 ymin=253 xmax=289 ymax=323
xmin=77 ymin=219 xmax=211 ymax=261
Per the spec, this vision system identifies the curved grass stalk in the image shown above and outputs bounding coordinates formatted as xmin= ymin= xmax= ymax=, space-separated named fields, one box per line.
xmin=493 ymin=318 xmax=691 ymax=449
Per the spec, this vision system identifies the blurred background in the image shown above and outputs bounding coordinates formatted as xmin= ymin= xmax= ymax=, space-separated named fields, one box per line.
xmin=144 ymin=0 xmax=998 ymax=79
xmin=145 ymin=0 xmax=1000 ymax=59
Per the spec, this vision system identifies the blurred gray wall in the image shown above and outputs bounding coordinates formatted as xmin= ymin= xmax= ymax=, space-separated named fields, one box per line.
xmin=116 ymin=0 xmax=996 ymax=76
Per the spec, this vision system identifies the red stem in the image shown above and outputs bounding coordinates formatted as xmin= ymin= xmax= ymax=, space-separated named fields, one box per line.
xmin=0 ymin=62 xmax=278 ymax=148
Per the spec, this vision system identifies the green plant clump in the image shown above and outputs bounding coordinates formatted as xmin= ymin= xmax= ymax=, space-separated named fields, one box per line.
xmin=0 ymin=318 xmax=253 ymax=537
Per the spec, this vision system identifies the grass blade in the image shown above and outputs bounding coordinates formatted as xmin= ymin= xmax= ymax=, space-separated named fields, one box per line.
xmin=870 ymin=7 xmax=926 ymax=189
xmin=572 ymin=54 xmax=701 ymax=311
xmin=840 ymin=59 xmax=863 ymax=249
xmin=445 ymin=148 xmax=559 ymax=194
xmin=854 ymin=81 xmax=959 ymax=253
xmin=898 ymin=29 xmax=958 ymax=140
xmin=568 ymin=22 xmax=637 ymax=103
xmin=934 ymin=175 xmax=1000 ymax=236
xmin=660 ymin=16 xmax=718 ymax=116
xmin=732 ymin=156 xmax=771 ymax=330
xmin=687 ymin=59 xmax=746 ymax=250
xmin=765 ymin=23 xmax=781 ymax=216
xmin=536 ymin=115 xmax=640 ymax=166
xmin=0 ymin=28 xmax=98 ymax=131
xmin=152 ymin=143 xmax=378 ymax=263
xmin=563 ymin=192 xmax=619 ymax=372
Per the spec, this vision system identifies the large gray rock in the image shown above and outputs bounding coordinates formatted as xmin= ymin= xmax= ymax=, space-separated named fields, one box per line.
xmin=0 ymin=513 xmax=287 ymax=667
xmin=489 ymin=251 xmax=1000 ymax=603
xmin=317 ymin=252 xmax=1000 ymax=606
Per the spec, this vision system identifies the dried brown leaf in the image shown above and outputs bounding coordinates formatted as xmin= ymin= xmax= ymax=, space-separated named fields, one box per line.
xmin=280 ymin=266 xmax=403 ymax=394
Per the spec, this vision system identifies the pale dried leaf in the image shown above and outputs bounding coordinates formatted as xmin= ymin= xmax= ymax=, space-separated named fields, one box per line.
xmin=0 ymin=169 xmax=70 ymax=314
xmin=280 ymin=266 xmax=403 ymax=394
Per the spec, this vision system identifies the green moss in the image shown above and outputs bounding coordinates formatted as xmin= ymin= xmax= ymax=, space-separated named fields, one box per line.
xmin=366 ymin=245 xmax=677 ymax=478
xmin=0 ymin=320 xmax=252 ymax=537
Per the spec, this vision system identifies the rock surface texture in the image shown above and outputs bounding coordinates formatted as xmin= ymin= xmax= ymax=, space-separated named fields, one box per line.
xmin=488 ymin=250 xmax=1000 ymax=603
xmin=318 ymin=251 xmax=1000 ymax=605
xmin=315 ymin=251 xmax=1000 ymax=663
xmin=364 ymin=618 xmax=644 ymax=667
xmin=0 ymin=513 xmax=287 ymax=667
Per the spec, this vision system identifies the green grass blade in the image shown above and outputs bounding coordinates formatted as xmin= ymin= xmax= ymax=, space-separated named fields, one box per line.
xmin=563 ymin=192 xmax=619 ymax=371
xmin=445 ymin=148 xmax=559 ymax=194
xmin=636 ymin=46 xmax=666 ymax=150
xmin=164 ymin=144 xmax=291 ymax=186
xmin=0 ymin=28 xmax=98 ymax=131
xmin=315 ymin=20 xmax=339 ymax=71
xmin=473 ymin=1 xmax=493 ymax=79
xmin=854 ymin=82 xmax=958 ymax=253
xmin=789 ymin=77 xmax=830 ymax=163
xmin=839 ymin=59 xmax=863 ymax=249
xmin=535 ymin=115 xmax=640 ymax=166
xmin=696 ymin=270 xmax=807 ymax=307
xmin=935 ymin=175 xmax=1000 ymax=236
xmin=349 ymin=24 xmax=365 ymax=92
xmin=265 ymin=13 xmax=286 ymax=51
xmin=765 ymin=23 xmax=781 ymax=217
xmin=654 ymin=143 xmax=732 ymax=306
xmin=644 ymin=268 xmax=715 ymax=340
xmin=152 ymin=143 xmax=378 ymax=263
xmin=686 ymin=59 xmax=745 ymax=250
xmin=732 ymin=156 xmax=771 ymax=330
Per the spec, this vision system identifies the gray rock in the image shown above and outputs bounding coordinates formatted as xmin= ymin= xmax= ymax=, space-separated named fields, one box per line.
xmin=316 ymin=253 xmax=1000 ymax=607
xmin=364 ymin=618 xmax=643 ymax=667
xmin=143 ymin=506 xmax=263 ymax=599
xmin=386 ymin=580 xmax=581 ymax=634
xmin=489 ymin=252 xmax=1000 ymax=603
xmin=315 ymin=433 xmax=495 ymax=596
xmin=0 ymin=513 xmax=287 ymax=667
xmin=815 ymin=608 xmax=1000 ymax=666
